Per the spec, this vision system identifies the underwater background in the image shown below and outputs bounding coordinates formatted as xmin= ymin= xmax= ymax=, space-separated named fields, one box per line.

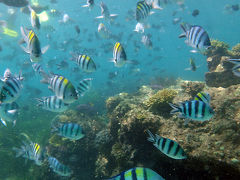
xmin=0 ymin=0 xmax=240 ymax=179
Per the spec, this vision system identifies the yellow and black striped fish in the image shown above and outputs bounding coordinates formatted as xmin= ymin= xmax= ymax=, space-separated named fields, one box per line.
xmin=40 ymin=72 xmax=78 ymax=104
xmin=20 ymin=26 xmax=49 ymax=62
xmin=28 ymin=5 xmax=40 ymax=30
xmin=71 ymin=53 xmax=96 ymax=73
xmin=136 ymin=1 xmax=155 ymax=23
xmin=147 ymin=130 xmax=187 ymax=160
xmin=111 ymin=42 xmax=127 ymax=67
xmin=106 ymin=167 xmax=165 ymax=180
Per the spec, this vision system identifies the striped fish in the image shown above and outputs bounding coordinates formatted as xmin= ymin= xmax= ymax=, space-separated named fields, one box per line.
xmin=194 ymin=92 xmax=211 ymax=104
xmin=28 ymin=5 xmax=40 ymax=30
xmin=179 ymin=23 xmax=211 ymax=50
xmin=0 ymin=69 xmax=23 ymax=104
xmin=36 ymin=96 xmax=68 ymax=112
xmin=226 ymin=59 xmax=240 ymax=77
xmin=71 ymin=53 xmax=96 ymax=73
xmin=52 ymin=122 xmax=85 ymax=140
xmin=111 ymin=42 xmax=127 ymax=67
xmin=77 ymin=78 xmax=93 ymax=97
xmin=32 ymin=63 xmax=43 ymax=75
xmin=106 ymin=167 xmax=165 ymax=180
xmin=136 ymin=1 xmax=152 ymax=23
xmin=0 ymin=102 xmax=19 ymax=127
xmin=169 ymin=100 xmax=214 ymax=125
xmin=20 ymin=27 xmax=49 ymax=62
xmin=147 ymin=130 xmax=187 ymax=160
xmin=40 ymin=72 xmax=78 ymax=104
xmin=95 ymin=1 xmax=118 ymax=21
xmin=82 ymin=0 xmax=94 ymax=10
xmin=13 ymin=141 xmax=43 ymax=166
xmin=48 ymin=156 xmax=72 ymax=177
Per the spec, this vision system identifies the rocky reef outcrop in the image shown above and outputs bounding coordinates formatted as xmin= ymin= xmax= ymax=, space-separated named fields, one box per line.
xmin=95 ymin=81 xmax=240 ymax=180
xmin=27 ymin=80 xmax=240 ymax=180
xmin=204 ymin=40 xmax=240 ymax=87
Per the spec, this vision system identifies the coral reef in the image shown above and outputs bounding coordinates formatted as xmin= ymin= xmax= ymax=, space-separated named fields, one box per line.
xmin=94 ymin=82 xmax=240 ymax=180
xmin=205 ymin=40 xmax=240 ymax=87
xmin=203 ymin=39 xmax=229 ymax=58
xmin=14 ymin=80 xmax=240 ymax=180
xmin=143 ymin=89 xmax=177 ymax=117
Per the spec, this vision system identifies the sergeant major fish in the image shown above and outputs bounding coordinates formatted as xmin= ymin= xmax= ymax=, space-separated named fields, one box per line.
xmin=184 ymin=57 xmax=199 ymax=71
xmin=141 ymin=35 xmax=153 ymax=49
xmin=70 ymin=53 xmax=96 ymax=73
xmin=98 ymin=23 xmax=111 ymax=39
xmin=169 ymin=100 xmax=214 ymax=125
xmin=106 ymin=167 xmax=165 ymax=180
xmin=36 ymin=96 xmax=68 ymax=112
xmin=20 ymin=27 xmax=49 ymax=62
xmin=147 ymin=130 xmax=187 ymax=160
xmin=0 ymin=102 xmax=19 ymax=127
xmin=226 ymin=59 xmax=240 ymax=77
xmin=51 ymin=122 xmax=85 ymax=140
xmin=40 ymin=72 xmax=78 ymax=104
xmin=32 ymin=63 xmax=43 ymax=75
xmin=13 ymin=136 xmax=44 ymax=166
xmin=28 ymin=5 xmax=40 ymax=30
xmin=77 ymin=78 xmax=93 ymax=97
xmin=136 ymin=0 xmax=162 ymax=23
xmin=82 ymin=0 xmax=94 ymax=10
xmin=48 ymin=156 xmax=72 ymax=177
xmin=110 ymin=42 xmax=128 ymax=67
xmin=95 ymin=1 xmax=118 ymax=21
xmin=179 ymin=23 xmax=211 ymax=53
xmin=0 ymin=69 xmax=23 ymax=104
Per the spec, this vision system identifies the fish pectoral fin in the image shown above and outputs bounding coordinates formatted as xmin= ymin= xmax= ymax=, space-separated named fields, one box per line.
xmin=149 ymin=11 xmax=155 ymax=15
xmin=20 ymin=45 xmax=30 ymax=54
xmin=0 ymin=118 xmax=7 ymax=127
xmin=82 ymin=4 xmax=89 ymax=7
xmin=7 ymin=109 xmax=17 ymax=114
xmin=110 ymin=14 xmax=118 ymax=17
xmin=95 ymin=15 xmax=104 ymax=19
xmin=184 ymin=67 xmax=191 ymax=71
xmin=47 ymin=86 xmax=53 ymax=91
xmin=41 ymin=45 xmax=50 ymax=54
xmin=179 ymin=33 xmax=186 ymax=38
xmin=184 ymin=119 xmax=191 ymax=126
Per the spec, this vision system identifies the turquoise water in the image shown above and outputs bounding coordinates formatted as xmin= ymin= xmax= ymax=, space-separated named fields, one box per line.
xmin=0 ymin=0 xmax=240 ymax=179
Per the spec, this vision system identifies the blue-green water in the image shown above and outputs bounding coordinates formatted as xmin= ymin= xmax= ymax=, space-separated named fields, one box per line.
xmin=0 ymin=0 xmax=240 ymax=179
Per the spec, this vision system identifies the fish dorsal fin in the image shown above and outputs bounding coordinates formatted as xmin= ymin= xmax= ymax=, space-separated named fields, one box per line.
xmin=194 ymin=92 xmax=211 ymax=104
xmin=4 ymin=68 xmax=12 ymax=78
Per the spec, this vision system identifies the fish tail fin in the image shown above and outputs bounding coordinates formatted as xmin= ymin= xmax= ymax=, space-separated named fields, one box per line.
xmin=232 ymin=65 xmax=240 ymax=77
xmin=169 ymin=103 xmax=180 ymax=114
xmin=227 ymin=59 xmax=240 ymax=65
xmin=70 ymin=51 xmax=78 ymax=61
xmin=0 ymin=118 xmax=7 ymax=127
xmin=146 ymin=129 xmax=156 ymax=143
xmin=51 ymin=118 xmax=60 ymax=133
xmin=40 ymin=70 xmax=50 ymax=84
xmin=35 ymin=98 xmax=43 ymax=106
xmin=95 ymin=15 xmax=104 ymax=19
xmin=152 ymin=0 xmax=163 ymax=10
xmin=12 ymin=147 xmax=24 ymax=158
